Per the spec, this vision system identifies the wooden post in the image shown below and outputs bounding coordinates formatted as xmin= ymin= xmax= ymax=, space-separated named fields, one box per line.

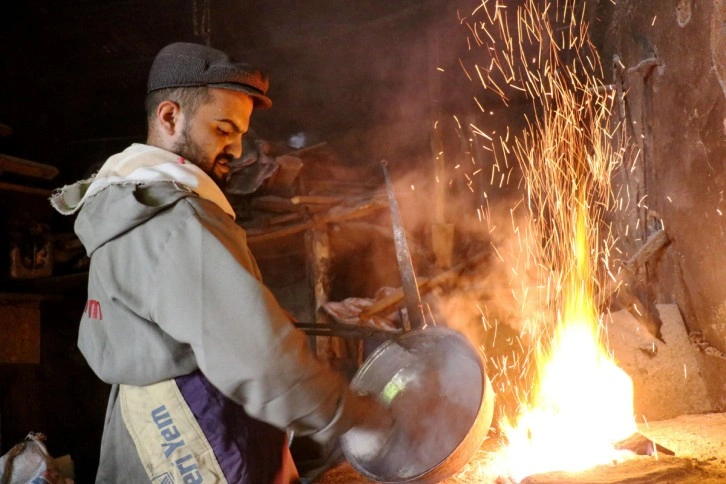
xmin=305 ymin=226 xmax=339 ymax=363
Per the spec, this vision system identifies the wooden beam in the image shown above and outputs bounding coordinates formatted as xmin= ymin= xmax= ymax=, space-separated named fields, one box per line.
xmin=290 ymin=195 xmax=344 ymax=205
xmin=0 ymin=153 xmax=59 ymax=180
xmin=0 ymin=181 xmax=53 ymax=197
xmin=247 ymin=197 xmax=388 ymax=244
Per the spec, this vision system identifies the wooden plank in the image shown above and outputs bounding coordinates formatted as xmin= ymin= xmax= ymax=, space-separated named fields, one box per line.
xmin=315 ymin=197 xmax=388 ymax=225
xmin=0 ymin=153 xmax=59 ymax=180
xmin=290 ymin=195 xmax=344 ymax=205
xmin=247 ymin=197 xmax=388 ymax=244
xmin=358 ymin=276 xmax=432 ymax=322
xmin=0 ymin=181 xmax=53 ymax=197
xmin=247 ymin=220 xmax=314 ymax=243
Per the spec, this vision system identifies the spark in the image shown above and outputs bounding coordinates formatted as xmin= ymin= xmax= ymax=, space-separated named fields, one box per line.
xmin=474 ymin=96 xmax=486 ymax=111
xmin=460 ymin=58 xmax=474 ymax=81
xmin=471 ymin=123 xmax=494 ymax=140
xmin=452 ymin=0 xmax=637 ymax=481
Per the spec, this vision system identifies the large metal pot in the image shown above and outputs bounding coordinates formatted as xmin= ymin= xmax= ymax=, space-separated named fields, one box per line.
xmin=341 ymin=326 xmax=495 ymax=483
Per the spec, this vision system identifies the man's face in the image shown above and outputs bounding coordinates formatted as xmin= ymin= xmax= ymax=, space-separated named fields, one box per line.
xmin=172 ymin=88 xmax=253 ymax=186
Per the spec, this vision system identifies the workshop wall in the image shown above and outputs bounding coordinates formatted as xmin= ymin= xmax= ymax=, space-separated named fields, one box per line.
xmin=589 ymin=0 xmax=726 ymax=405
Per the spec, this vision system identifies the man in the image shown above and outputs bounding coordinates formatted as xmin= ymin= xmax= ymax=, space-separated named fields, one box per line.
xmin=51 ymin=42 xmax=391 ymax=483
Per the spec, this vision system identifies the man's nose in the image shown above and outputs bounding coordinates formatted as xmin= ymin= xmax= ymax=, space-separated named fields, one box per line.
xmin=227 ymin=135 xmax=243 ymax=159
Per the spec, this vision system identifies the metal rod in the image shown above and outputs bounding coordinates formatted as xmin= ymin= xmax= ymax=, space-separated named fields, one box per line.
xmin=380 ymin=160 xmax=426 ymax=330
xmin=293 ymin=322 xmax=400 ymax=340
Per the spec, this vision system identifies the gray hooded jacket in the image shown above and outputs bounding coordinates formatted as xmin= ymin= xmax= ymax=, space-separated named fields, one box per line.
xmin=51 ymin=144 xmax=358 ymax=482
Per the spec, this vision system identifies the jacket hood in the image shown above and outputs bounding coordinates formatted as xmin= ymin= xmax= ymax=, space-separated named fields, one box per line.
xmin=75 ymin=182 xmax=196 ymax=255
xmin=50 ymin=143 xmax=236 ymax=255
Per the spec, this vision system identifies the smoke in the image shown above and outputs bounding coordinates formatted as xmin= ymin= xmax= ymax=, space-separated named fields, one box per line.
xmin=258 ymin=0 xmax=563 ymax=424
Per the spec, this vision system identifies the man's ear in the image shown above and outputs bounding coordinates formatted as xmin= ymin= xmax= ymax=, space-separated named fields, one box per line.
xmin=156 ymin=100 xmax=182 ymax=136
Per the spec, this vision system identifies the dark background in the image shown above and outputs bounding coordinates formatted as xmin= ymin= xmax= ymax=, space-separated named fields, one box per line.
xmin=0 ymin=0 xmax=497 ymax=185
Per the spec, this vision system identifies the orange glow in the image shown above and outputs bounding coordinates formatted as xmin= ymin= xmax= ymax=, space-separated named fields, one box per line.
xmin=452 ymin=0 xmax=638 ymax=479
xmin=491 ymin=206 xmax=637 ymax=481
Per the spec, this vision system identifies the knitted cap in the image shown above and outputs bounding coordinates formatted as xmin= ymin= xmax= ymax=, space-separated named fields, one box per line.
xmin=147 ymin=42 xmax=272 ymax=109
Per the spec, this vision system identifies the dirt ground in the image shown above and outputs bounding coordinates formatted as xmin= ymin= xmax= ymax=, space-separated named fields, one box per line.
xmin=316 ymin=412 xmax=726 ymax=483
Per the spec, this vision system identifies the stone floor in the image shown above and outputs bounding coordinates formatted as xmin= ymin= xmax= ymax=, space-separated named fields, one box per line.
xmin=316 ymin=412 xmax=726 ymax=483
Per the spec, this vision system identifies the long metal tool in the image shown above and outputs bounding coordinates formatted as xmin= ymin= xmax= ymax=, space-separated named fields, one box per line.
xmin=380 ymin=160 xmax=427 ymax=330
xmin=294 ymin=322 xmax=400 ymax=340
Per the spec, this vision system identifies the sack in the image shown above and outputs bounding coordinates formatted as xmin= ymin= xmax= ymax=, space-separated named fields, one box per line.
xmin=0 ymin=432 xmax=65 ymax=484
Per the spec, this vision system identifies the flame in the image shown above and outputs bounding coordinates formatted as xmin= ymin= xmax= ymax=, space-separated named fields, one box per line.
xmin=446 ymin=1 xmax=642 ymax=480
xmin=490 ymin=202 xmax=637 ymax=481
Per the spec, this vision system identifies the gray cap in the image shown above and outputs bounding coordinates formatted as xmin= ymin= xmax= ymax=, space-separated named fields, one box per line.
xmin=147 ymin=42 xmax=272 ymax=109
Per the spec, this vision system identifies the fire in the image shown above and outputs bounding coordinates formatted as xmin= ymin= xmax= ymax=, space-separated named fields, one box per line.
xmin=489 ymin=204 xmax=637 ymax=481
xmin=496 ymin=325 xmax=636 ymax=481
xmin=448 ymin=0 xmax=642 ymax=480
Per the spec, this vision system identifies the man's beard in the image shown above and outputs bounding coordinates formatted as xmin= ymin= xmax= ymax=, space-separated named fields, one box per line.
xmin=172 ymin=126 xmax=231 ymax=188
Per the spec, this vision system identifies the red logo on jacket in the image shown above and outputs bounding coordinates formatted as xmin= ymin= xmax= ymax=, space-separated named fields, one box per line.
xmin=85 ymin=299 xmax=103 ymax=320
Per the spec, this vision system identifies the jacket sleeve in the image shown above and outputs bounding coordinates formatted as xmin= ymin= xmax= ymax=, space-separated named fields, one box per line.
xmin=150 ymin=199 xmax=359 ymax=444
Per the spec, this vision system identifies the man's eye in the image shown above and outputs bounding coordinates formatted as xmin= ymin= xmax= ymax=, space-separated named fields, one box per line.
xmin=217 ymin=128 xmax=230 ymax=136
